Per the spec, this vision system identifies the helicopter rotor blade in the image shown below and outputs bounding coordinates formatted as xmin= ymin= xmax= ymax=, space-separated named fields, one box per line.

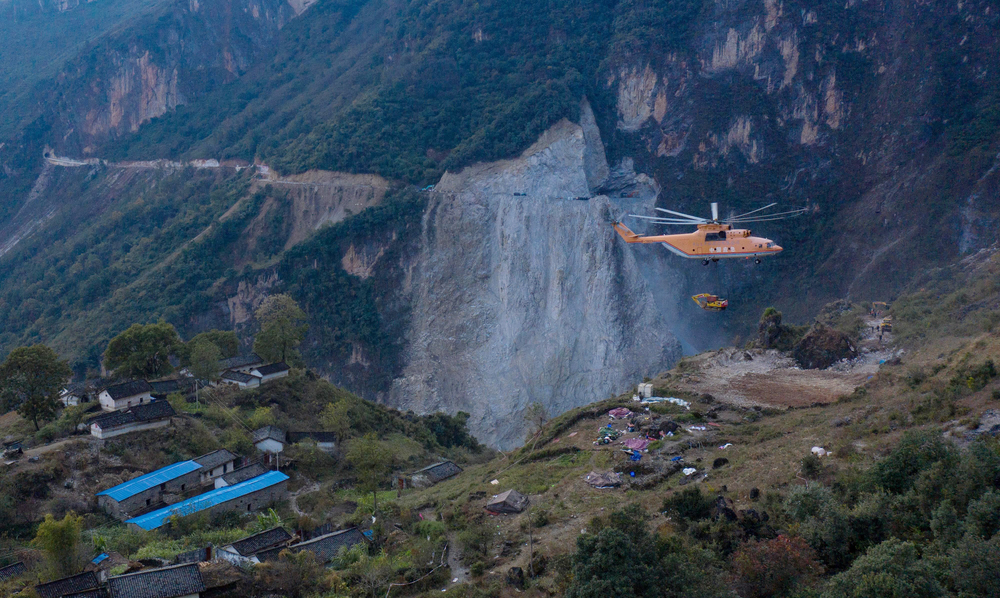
xmin=654 ymin=207 xmax=707 ymax=222
xmin=629 ymin=214 xmax=706 ymax=225
xmin=727 ymin=202 xmax=777 ymax=221
xmin=727 ymin=207 xmax=809 ymax=223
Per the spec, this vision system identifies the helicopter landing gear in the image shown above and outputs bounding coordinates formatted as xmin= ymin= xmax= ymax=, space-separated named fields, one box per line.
xmin=702 ymin=259 xmax=710 ymax=266
xmin=754 ymin=258 xmax=761 ymax=264
xmin=712 ymin=258 xmax=720 ymax=263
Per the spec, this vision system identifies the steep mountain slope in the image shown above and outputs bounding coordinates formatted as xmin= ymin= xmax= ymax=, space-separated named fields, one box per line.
xmin=0 ymin=0 xmax=998 ymax=445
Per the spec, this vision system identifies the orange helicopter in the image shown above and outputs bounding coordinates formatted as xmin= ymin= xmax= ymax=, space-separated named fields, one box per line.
xmin=613 ymin=202 xmax=806 ymax=265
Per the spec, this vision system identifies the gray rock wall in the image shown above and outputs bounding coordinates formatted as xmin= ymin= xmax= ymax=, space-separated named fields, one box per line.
xmin=388 ymin=104 xmax=681 ymax=449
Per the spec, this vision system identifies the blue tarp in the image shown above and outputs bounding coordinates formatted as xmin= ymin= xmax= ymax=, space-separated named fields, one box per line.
xmin=126 ymin=471 xmax=289 ymax=531
xmin=96 ymin=461 xmax=202 ymax=502
xmin=91 ymin=553 xmax=108 ymax=565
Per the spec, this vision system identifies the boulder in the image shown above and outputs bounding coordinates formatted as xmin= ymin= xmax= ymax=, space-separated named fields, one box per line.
xmin=792 ymin=323 xmax=858 ymax=369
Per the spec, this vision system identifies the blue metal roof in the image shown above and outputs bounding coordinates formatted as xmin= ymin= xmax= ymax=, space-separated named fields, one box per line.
xmin=91 ymin=553 xmax=108 ymax=565
xmin=126 ymin=471 xmax=289 ymax=531
xmin=96 ymin=461 xmax=202 ymax=502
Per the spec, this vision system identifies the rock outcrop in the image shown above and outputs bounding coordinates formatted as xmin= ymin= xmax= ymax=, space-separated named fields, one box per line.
xmin=388 ymin=103 xmax=681 ymax=448
xmin=793 ymin=324 xmax=858 ymax=370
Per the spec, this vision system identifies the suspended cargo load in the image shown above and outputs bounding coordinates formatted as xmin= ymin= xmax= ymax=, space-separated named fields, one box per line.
xmin=692 ymin=293 xmax=728 ymax=311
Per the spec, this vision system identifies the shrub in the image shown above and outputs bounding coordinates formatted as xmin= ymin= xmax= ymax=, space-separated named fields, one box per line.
xmin=821 ymin=539 xmax=945 ymax=598
xmin=663 ymin=487 xmax=714 ymax=522
xmin=730 ymin=535 xmax=822 ymax=598
xmin=801 ymin=454 xmax=823 ymax=479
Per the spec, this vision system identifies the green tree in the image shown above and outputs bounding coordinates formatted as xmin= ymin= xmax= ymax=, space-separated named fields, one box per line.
xmin=822 ymin=539 xmax=945 ymax=598
xmin=104 ymin=321 xmax=183 ymax=379
xmin=347 ymin=433 xmax=392 ymax=516
xmin=187 ymin=329 xmax=239 ymax=359
xmin=0 ymin=344 xmax=72 ymax=430
xmin=321 ymin=400 xmax=351 ymax=441
xmin=253 ymin=294 xmax=308 ymax=364
xmin=33 ymin=512 xmax=84 ymax=578
xmin=187 ymin=340 xmax=222 ymax=383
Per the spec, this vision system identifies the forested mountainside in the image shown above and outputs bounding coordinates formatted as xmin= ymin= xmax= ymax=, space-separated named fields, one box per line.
xmin=0 ymin=0 xmax=998 ymax=445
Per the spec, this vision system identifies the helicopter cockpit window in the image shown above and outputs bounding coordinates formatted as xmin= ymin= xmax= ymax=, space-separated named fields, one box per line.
xmin=705 ymin=231 xmax=727 ymax=241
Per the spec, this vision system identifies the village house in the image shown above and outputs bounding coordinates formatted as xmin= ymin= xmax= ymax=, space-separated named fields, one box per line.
xmin=107 ymin=563 xmax=205 ymax=598
xmin=219 ymin=353 xmax=264 ymax=373
xmin=97 ymin=461 xmax=203 ymax=520
xmin=286 ymin=431 xmax=337 ymax=453
xmin=0 ymin=561 xmax=27 ymax=583
xmin=99 ymin=380 xmax=153 ymax=411
xmin=59 ymin=382 xmax=89 ymax=407
xmin=192 ymin=449 xmax=238 ymax=485
xmin=219 ymin=370 xmax=260 ymax=389
xmin=218 ymin=527 xmax=293 ymax=565
xmin=214 ymin=462 xmax=268 ymax=489
xmin=125 ymin=471 xmax=289 ymax=531
xmin=85 ymin=551 xmax=130 ymax=583
xmin=250 ymin=362 xmax=290 ymax=383
xmin=34 ymin=571 xmax=100 ymax=598
xmin=408 ymin=461 xmax=463 ymax=488
xmin=258 ymin=528 xmax=367 ymax=563
xmin=89 ymin=400 xmax=176 ymax=439
xmin=252 ymin=426 xmax=286 ymax=454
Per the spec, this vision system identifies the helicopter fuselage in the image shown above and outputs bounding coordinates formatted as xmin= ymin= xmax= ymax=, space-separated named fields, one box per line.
xmin=612 ymin=222 xmax=782 ymax=259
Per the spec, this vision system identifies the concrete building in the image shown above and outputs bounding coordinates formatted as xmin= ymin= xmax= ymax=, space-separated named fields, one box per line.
xmin=251 ymin=362 xmax=290 ymax=383
xmin=192 ymin=449 xmax=238 ymax=485
xmin=97 ymin=461 xmax=203 ymax=520
xmin=89 ymin=400 xmax=176 ymax=439
xmin=125 ymin=471 xmax=290 ymax=531
xmin=99 ymin=380 xmax=153 ymax=411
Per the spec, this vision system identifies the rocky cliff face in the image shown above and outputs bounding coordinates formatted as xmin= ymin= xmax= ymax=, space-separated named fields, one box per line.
xmin=387 ymin=104 xmax=682 ymax=448
xmin=599 ymin=0 xmax=1000 ymax=322
xmin=41 ymin=0 xmax=296 ymax=154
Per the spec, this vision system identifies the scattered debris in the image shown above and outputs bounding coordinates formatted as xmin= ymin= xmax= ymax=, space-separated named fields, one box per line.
xmin=811 ymin=446 xmax=828 ymax=457
xmin=584 ymin=471 xmax=622 ymax=488
xmin=608 ymin=407 xmax=632 ymax=419
xmin=682 ymin=467 xmax=697 ymax=476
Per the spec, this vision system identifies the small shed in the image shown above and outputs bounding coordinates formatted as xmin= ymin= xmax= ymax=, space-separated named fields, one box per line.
xmin=219 ymin=527 xmax=293 ymax=565
xmin=486 ymin=489 xmax=529 ymax=514
xmin=253 ymin=426 xmax=286 ymax=454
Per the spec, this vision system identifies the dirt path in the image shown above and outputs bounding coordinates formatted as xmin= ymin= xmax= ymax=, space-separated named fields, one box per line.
xmin=23 ymin=437 xmax=85 ymax=458
xmin=446 ymin=532 xmax=469 ymax=585
xmin=288 ymin=482 xmax=320 ymax=517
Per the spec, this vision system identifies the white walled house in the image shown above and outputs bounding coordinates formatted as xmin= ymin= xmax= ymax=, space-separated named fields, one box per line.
xmin=219 ymin=353 xmax=265 ymax=374
xmin=252 ymin=426 xmax=286 ymax=454
xmin=193 ymin=449 xmax=238 ymax=485
xmin=220 ymin=370 xmax=261 ymax=389
xmin=89 ymin=401 xmax=176 ymax=439
xmin=99 ymin=380 xmax=153 ymax=412
xmin=251 ymin=363 xmax=290 ymax=384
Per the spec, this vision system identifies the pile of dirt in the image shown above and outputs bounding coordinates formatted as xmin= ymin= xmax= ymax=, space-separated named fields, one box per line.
xmin=793 ymin=324 xmax=858 ymax=369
